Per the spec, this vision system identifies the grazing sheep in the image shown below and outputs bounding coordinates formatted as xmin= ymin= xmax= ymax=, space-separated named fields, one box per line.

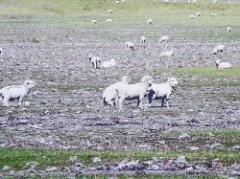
xmin=105 ymin=19 xmax=112 ymax=23
xmin=140 ymin=36 xmax=146 ymax=44
xmin=148 ymin=77 xmax=178 ymax=108
xmin=164 ymin=0 xmax=169 ymax=3
xmin=108 ymin=9 xmax=113 ymax=13
xmin=212 ymin=45 xmax=225 ymax=55
xmin=103 ymin=76 xmax=131 ymax=106
xmin=89 ymin=54 xmax=101 ymax=69
xmin=91 ymin=19 xmax=97 ymax=24
xmin=0 ymin=80 xmax=36 ymax=107
xmin=213 ymin=0 xmax=218 ymax=3
xmin=115 ymin=75 xmax=153 ymax=110
xmin=189 ymin=15 xmax=196 ymax=19
xmin=115 ymin=0 xmax=120 ymax=4
xmin=227 ymin=27 xmax=231 ymax=32
xmin=126 ymin=41 xmax=135 ymax=50
xmin=0 ymin=47 xmax=2 ymax=58
xmin=101 ymin=58 xmax=116 ymax=68
xmin=196 ymin=12 xmax=202 ymax=17
xmin=211 ymin=13 xmax=216 ymax=17
xmin=159 ymin=35 xmax=169 ymax=43
xmin=147 ymin=18 xmax=153 ymax=24
xmin=216 ymin=59 xmax=232 ymax=69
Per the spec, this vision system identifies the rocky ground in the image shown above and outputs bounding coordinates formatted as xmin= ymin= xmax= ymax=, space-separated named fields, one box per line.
xmin=0 ymin=22 xmax=239 ymax=177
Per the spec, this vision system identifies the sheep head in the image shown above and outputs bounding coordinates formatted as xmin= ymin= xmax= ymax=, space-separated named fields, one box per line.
xmin=121 ymin=76 xmax=131 ymax=83
xmin=168 ymin=77 xmax=178 ymax=87
xmin=141 ymin=75 xmax=153 ymax=86
xmin=23 ymin=80 xmax=36 ymax=89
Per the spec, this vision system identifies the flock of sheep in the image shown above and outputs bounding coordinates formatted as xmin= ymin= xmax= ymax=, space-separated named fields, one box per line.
xmin=0 ymin=0 xmax=235 ymax=109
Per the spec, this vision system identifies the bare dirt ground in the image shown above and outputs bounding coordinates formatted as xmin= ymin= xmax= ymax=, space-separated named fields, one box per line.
xmin=0 ymin=23 xmax=240 ymax=177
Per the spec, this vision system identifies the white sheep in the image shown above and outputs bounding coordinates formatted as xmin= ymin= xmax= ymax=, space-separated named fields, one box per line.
xmin=140 ymin=36 xmax=146 ymax=44
xmin=212 ymin=45 xmax=225 ymax=55
xmin=103 ymin=76 xmax=131 ymax=106
xmin=196 ymin=12 xmax=202 ymax=17
xmin=213 ymin=0 xmax=218 ymax=3
xmin=164 ymin=0 xmax=169 ymax=3
xmin=101 ymin=58 xmax=116 ymax=68
xmin=211 ymin=13 xmax=216 ymax=17
xmin=126 ymin=41 xmax=135 ymax=50
xmin=0 ymin=47 xmax=2 ymax=58
xmin=88 ymin=54 xmax=101 ymax=69
xmin=115 ymin=0 xmax=120 ymax=4
xmin=227 ymin=27 xmax=231 ymax=32
xmin=215 ymin=59 xmax=232 ymax=69
xmin=115 ymin=75 xmax=153 ymax=110
xmin=147 ymin=77 xmax=178 ymax=108
xmin=147 ymin=18 xmax=153 ymax=24
xmin=189 ymin=15 xmax=196 ymax=19
xmin=0 ymin=80 xmax=36 ymax=107
xmin=91 ymin=19 xmax=97 ymax=24
xmin=105 ymin=19 xmax=112 ymax=23
xmin=159 ymin=35 xmax=169 ymax=43
xmin=108 ymin=9 xmax=113 ymax=13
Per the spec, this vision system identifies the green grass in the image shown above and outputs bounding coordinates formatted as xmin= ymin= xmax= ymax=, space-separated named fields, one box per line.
xmin=1 ymin=147 xmax=240 ymax=170
xmin=175 ymin=66 xmax=240 ymax=77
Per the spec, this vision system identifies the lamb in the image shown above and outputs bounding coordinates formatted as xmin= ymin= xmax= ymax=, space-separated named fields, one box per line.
xmin=215 ymin=59 xmax=232 ymax=69
xmin=0 ymin=80 xmax=36 ymax=107
xmin=147 ymin=77 xmax=178 ymax=108
xmin=101 ymin=58 xmax=116 ymax=68
xmin=126 ymin=41 xmax=135 ymax=50
xmin=103 ymin=76 xmax=131 ymax=106
xmin=159 ymin=35 xmax=169 ymax=43
xmin=146 ymin=18 xmax=153 ymax=24
xmin=88 ymin=54 xmax=101 ymax=69
xmin=140 ymin=36 xmax=146 ymax=44
xmin=115 ymin=75 xmax=153 ymax=110
xmin=212 ymin=45 xmax=225 ymax=55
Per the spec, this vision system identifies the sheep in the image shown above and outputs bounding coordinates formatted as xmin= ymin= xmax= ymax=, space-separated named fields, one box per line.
xmin=211 ymin=13 xmax=216 ymax=17
xmin=0 ymin=47 xmax=2 ymax=58
xmin=147 ymin=77 xmax=178 ymax=108
xmin=103 ymin=76 xmax=131 ymax=106
xmin=0 ymin=80 xmax=36 ymax=107
xmin=159 ymin=35 xmax=169 ymax=43
xmin=196 ymin=12 xmax=202 ymax=17
xmin=146 ymin=18 xmax=153 ymax=24
xmin=126 ymin=41 xmax=135 ymax=50
xmin=213 ymin=0 xmax=218 ymax=3
xmin=227 ymin=27 xmax=231 ymax=32
xmin=105 ymin=18 xmax=112 ymax=23
xmin=215 ymin=59 xmax=232 ymax=69
xmin=189 ymin=15 xmax=196 ymax=19
xmin=108 ymin=9 xmax=113 ymax=13
xmin=164 ymin=0 xmax=169 ymax=3
xmin=101 ymin=58 xmax=116 ymax=68
xmin=140 ymin=36 xmax=146 ymax=44
xmin=91 ymin=19 xmax=97 ymax=24
xmin=212 ymin=45 xmax=225 ymax=55
xmin=115 ymin=75 xmax=153 ymax=110
xmin=88 ymin=54 xmax=101 ymax=69
xmin=115 ymin=0 xmax=120 ymax=4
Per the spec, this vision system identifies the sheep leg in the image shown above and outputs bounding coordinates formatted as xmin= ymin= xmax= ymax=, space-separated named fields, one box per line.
xmin=138 ymin=96 xmax=144 ymax=109
xmin=3 ymin=97 xmax=9 ymax=107
xmin=161 ymin=98 xmax=165 ymax=107
xmin=166 ymin=98 xmax=170 ymax=109
xmin=18 ymin=96 xmax=24 ymax=106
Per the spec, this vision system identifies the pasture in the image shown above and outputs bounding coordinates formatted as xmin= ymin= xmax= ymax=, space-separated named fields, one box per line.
xmin=0 ymin=0 xmax=240 ymax=178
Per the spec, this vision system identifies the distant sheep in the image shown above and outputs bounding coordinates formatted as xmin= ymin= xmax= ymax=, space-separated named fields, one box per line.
xmin=115 ymin=0 xmax=120 ymax=4
xmin=108 ymin=9 xmax=113 ymax=13
xmin=148 ymin=77 xmax=178 ymax=108
xmin=105 ymin=19 xmax=113 ymax=23
xmin=159 ymin=35 xmax=169 ymax=43
xmin=103 ymin=76 xmax=131 ymax=106
xmin=126 ymin=41 xmax=135 ymax=50
xmin=227 ymin=27 xmax=231 ymax=32
xmin=115 ymin=75 xmax=153 ymax=110
xmin=164 ymin=0 xmax=169 ymax=3
xmin=0 ymin=80 xmax=36 ymax=107
xmin=215 ymin=59 xmax=232 ymax=69
xmin=101 ymin=58 xmax=116 ymax=68
xmin=212 ymin=45 xmax=225 ymax=55
xmin=89 ymin=54 xmax=101 ymax=69
xmin=91 ymin=19 xmax=97 ymax=24
xmin=189 ymin=15 xmax=196 ymax=19
xmin=196 ymin=12 xmax=202 ymax=17
xmin=211 ymin=13 xmax=216 ymax=17
xmin=147 ymin=18 xmax=153 ymax=24
xmin=140 ymin=36 xmax=146 ymax=44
